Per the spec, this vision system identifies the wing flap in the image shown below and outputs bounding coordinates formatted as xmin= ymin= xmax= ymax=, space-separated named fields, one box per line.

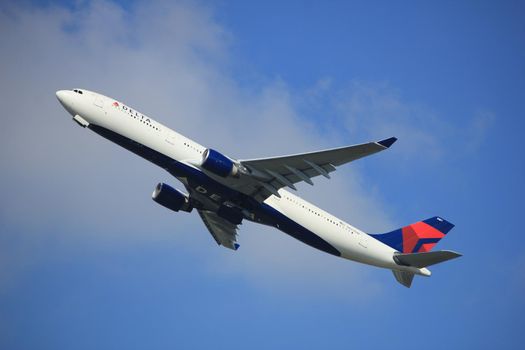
xmin=240 ymin=137 xmax=396 ymax=199
xmin=198 ymin=210 xmax=240 ymax=250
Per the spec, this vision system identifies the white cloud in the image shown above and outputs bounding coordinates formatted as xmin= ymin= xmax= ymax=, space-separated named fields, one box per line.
xmin=333 ymin=81 xmax=447 ymax=161
xmin=0 ymin=0 xmax=449 ymax=299
xmin=464 ymin=109 xmax=495 ymax=154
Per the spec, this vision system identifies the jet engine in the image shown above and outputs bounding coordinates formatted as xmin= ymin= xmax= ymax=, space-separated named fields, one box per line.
xmin=201 ymin=148 xmax=240 ymax=177
xmin=152 ymin=183 xmax=192 ymax=213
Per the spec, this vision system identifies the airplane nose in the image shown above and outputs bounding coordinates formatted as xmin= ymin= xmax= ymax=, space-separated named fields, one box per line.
xmin=56 ymin=90 xmax=75 ymax=116
xmin=56 ymin=90 xmax=66 ymax=103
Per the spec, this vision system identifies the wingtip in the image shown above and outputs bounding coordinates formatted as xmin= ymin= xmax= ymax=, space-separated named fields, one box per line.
xmin=443 ymin=250 xmax=463 ymax=258
xmin=378 ymin=137 xmax=397 ymax=148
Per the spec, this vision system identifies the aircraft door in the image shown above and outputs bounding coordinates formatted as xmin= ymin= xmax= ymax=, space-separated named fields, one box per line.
xmin=93 ymin=95 xmax=104 ymax=108
xmin=358 ymin=232 xmax=368 ymax=248
xmin=165 ymin=133 xmax=177 ymax=146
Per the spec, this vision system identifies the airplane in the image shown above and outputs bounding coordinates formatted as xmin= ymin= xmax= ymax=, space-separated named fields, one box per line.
xmin=56 ymin=88 xmax=461 ymax=287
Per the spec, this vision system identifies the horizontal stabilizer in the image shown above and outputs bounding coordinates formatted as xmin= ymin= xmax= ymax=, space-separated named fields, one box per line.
xmin=394 ymin=250 xmax=462 ymax=268
xmin=392 ymin=270 xmax=415 ymax=288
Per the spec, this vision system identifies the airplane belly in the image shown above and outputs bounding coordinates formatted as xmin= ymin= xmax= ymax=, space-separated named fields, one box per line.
xmin=253 ymin=202 xmax=341 ymax=256
xmin=86 ymin=119 xmax=397 ymax=269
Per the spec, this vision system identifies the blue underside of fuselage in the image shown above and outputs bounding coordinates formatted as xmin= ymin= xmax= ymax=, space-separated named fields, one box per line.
xmin=88 ymin=124 xmax=341 ymax=257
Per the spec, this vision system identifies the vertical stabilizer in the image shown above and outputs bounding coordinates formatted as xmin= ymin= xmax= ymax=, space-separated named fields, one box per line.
xmin=370 ymin=216 xmax=454 ymax=253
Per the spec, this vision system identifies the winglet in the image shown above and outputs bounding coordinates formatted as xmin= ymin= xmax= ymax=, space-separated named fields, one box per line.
xmin=377 ymin=137 xmax=397 ymax=148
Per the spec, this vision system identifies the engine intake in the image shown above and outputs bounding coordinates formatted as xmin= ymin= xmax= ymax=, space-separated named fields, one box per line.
xmin=201 ymin=148 xmax=239 ymax=177
xmin=152 ymin=183 xmax=192 ymax=213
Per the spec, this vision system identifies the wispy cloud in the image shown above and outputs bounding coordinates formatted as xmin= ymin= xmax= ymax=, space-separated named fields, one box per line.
xmin=333 ymin=81 xmax=447 ymax=160
xmin=0 ymin=0 xmax=476 ymax=299
xmin=463 ymin=109 xmax=495 ymax=154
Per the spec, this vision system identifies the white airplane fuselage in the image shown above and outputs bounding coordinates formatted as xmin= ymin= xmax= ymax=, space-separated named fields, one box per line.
xmin=56 ymin=89 xmax=432 ymax=278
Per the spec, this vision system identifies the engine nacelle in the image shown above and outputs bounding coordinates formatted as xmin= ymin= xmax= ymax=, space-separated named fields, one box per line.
xmin=152 ymin=183 xmax=192 ymax=213
xmin=201 ymin=148 xmax=239 ymax=177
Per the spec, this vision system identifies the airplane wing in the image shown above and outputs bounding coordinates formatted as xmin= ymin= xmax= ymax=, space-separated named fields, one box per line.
xmin=197 ymin=209 xmax=240 ymax=250
xmin=239 ymin=137 xmax=396 ymax=200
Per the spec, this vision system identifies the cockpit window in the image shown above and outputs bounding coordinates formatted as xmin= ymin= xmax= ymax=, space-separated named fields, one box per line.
xmin=72 ymin=89 xmax=83 ymax=94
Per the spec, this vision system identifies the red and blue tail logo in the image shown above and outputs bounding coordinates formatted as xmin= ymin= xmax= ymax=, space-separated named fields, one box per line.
xmin=371 ymin=217 xmax=454 ymax=253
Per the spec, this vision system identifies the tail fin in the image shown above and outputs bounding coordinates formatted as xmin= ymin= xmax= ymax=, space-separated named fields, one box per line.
xmin=370 ymin=216 xmax=454 ymax=253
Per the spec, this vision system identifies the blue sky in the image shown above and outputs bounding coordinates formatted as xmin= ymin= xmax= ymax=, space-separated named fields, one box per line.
xmin=0 ymin=0 xmax=524 ymax=349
